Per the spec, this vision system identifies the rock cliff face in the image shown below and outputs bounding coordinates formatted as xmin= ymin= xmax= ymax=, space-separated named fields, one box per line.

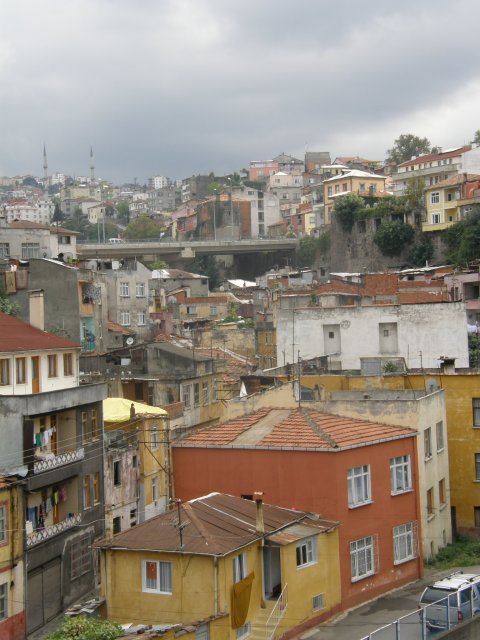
xmin=324 ymin=218 xmax=447 ymax=273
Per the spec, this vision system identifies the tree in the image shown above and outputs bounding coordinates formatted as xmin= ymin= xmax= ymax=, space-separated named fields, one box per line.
xmin=443 ymin=208 xmax=480 ymax=266
xmin=333 ymin=193 xmax=365 ymax=232
xmin=296 ymin=236 xmax=317 ymax=268
xmin=47 ymin=615 xmax=122 ymax=640
xmin=473 ymin=130 xmax=480 ymax=144
xmin=116 ymin=201 xmax=130 ymax=225
xmin=386 ymin=134 xmax=431 ymax=166
xmin=124 ymin=214 xmax=164 ymax=240
xmin=403 ymin=177 xmax=426 ymax=219
xmin=22 ymin=176 xmax=39 ymax=187
xmin=408 ymin=235 xmax=434 ymax=266
xmin=374 ymin=220 xmax=415 ymax=256
xmin=52 ymin=203 xmax=65 ymax=224
xmin=185 ymin=255 xmax=221 ymax=290
xmin=0 ymin=295 xmax=21 ymax=316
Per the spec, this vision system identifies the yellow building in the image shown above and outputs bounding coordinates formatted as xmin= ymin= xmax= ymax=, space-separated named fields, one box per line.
xmin=103 ymin=398 xmax=169 ymax=522
xmin=323 ymin=170 xmax=387 ymax=225
xmin=97 ymin=493 xmax=341 ymax=640
xmin=424 ymin=173 xmax=480 ymax=232
xmin=0 ymin=479 xmax=25 ymax=640
xmin=322 ymin=371 xmax=480 ymax=536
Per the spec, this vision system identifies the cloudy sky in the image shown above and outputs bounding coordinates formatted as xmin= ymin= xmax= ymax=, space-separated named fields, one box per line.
xmin=1 ymin=0 xmax=480 ymax=185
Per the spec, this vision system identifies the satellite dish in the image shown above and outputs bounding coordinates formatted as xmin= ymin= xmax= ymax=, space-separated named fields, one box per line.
xmin=126 ymin=337 xmax=134 ymax=346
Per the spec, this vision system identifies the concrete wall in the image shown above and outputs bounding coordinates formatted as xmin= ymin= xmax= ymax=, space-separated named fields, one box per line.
xmin=277 ymin=302 xmax=469 ymax=370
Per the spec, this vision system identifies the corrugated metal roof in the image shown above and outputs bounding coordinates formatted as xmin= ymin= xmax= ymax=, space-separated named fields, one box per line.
xmin=0 ymin=311 xmax=81 ymax=353
xmin=97 ymin=492 xmax=337 ymax=556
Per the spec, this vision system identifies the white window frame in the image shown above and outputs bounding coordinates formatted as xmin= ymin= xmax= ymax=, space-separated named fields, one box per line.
xmin=151 ymin=428 xmax=159 ymax=449
xmin=424 ymin=428 xmax=432 ymax=460
xmin=432 ymin=212 xmax=441 ymax=224
xmin=152 ymin=476 xmax=159 ymax=502
xmin=390 ymin=456 xmax=412 ymax=495
xmin=473 ymin=398 xmax=480 ymax=427
xmin=142 ymin=559 xmax=172 ymax=594
xmin=120 ymin=311 xmax=131 ymax=326
xmin=202 ymin=381 xmax=209 ymax=406
xmin=120 ymin=281 xmax=130 ymax=297
xmin=350 ymin=535 xmax=375 ymax=582
xmin=182 ymin=384 xmax=191 ymax=408
xmin=436 ymin=421 xmax=444 ymax=452
xmin=296 ymin=537 xmax=317 ymax=568
xmin=0 ymin=506 xmax=6 ymax=544
xmin=475 ymin=453 xmax=480 ymax=481
xmin=233 ymin=552 xmax=247 ymax=583
xmin=136 ymin=282 xmax=146 ymax=298
xmin=393 ymin=522 xmax=417 ymax=565
xmin=347 ymin=465 xmax=371 ymax=507
xmin=431 ymin=192 xmax=440 ymax=204
xmin=137 ymin=311 xmax=146 ymax=326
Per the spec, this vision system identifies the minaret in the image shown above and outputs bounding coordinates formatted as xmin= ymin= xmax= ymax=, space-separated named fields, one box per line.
xmin=43 ymin=143 xmax=48 ymax=183
xmin=90 ymin=146 xmax=95 ymax=184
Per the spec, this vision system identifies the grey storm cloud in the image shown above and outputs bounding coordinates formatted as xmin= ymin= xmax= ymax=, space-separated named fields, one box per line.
xmin=1 ymin=0 xmax=480 ymax=183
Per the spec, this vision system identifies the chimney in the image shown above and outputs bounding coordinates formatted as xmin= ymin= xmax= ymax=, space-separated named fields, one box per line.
xmin=105 ymin=511 xmax=114 ymax=543
xmin=253 ymin=491 xmax=264 ymax=534
xmin=439 ymin=356 xmax=456 ymax=375
xmin=28 ymin=290 xmax=45 ymax=331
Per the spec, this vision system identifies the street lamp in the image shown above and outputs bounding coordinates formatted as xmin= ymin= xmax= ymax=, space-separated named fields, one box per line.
xmin=227 ymin=177 xmax=234 ymax=241
xmin=212 ymin=189 xmax=217 ymax=241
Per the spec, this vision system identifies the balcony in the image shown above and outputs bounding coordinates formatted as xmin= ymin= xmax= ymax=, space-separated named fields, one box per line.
xmin=34 ymin=448 xmax=85 ymax=474
xmin=26 ymin=514 xmax=81 ymax=548
xmin=81 ymin=338 xmax=96 ymax=353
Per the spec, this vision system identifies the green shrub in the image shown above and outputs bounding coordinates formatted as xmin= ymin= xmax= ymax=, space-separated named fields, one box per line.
xmin=374 ymin=220 xmax=415 ymax=256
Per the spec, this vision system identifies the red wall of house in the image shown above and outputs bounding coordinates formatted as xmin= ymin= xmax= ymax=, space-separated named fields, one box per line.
xmin=173 ymin=437 xmax=422 ymax=610
xmin=0 ymin=611 xmax=25 ymax=640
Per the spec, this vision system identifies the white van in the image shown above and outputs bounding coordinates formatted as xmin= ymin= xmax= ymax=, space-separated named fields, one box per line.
xmin=419 ymin=572 xmax=480 ymax=631
xmin=108 ymin=238 xmax=125 ymax=244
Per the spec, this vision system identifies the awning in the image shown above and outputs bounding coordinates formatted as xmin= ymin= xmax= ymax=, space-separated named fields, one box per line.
xmin=103 ymin=397 xmax=168 ymax=423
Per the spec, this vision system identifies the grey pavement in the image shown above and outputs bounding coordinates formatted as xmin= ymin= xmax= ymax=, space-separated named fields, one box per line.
xmin=296 ymin=565 xmax=480 ymax=640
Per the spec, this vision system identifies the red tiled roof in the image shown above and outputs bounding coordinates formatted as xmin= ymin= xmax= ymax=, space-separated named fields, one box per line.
xmin=176 ymin=407 xmax=415 ymax=450
xmin=107 ymin=320 xmax=133 ymax=335
xmin=424 ymin=173 xmax=480 ymax=190
xmin=0 ymin=311 xmax=80 ymax=352
xmin=398 ymin=146 xmax=470 ymax=168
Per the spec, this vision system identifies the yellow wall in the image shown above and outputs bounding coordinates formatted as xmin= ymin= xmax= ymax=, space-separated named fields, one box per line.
xmin=277 ymin=529 xmax=341 ymax=635
xmin=102 ymin=529 xmax=341 ymax=637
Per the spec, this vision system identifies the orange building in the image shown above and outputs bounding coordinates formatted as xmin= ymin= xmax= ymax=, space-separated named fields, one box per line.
xmin=173 ymin=407 xmax=422 ymax=611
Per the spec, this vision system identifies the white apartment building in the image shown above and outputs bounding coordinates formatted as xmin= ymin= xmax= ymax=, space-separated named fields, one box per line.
xmin=149 ymin=175 xmax=170 ymax=189
xmin=277 ymin=301 xmax=469 ymax=371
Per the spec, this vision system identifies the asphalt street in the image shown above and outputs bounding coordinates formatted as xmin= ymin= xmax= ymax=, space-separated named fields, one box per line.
xmin=296 ymin=565 xmax=480 ymax=640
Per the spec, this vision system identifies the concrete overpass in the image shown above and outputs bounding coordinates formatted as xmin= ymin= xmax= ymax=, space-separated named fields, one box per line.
xmin=76 ymin=237 xmax=298 ymax=260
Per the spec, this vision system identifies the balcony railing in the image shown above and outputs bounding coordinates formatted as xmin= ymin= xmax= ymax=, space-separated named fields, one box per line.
xmin=34 ymin=448 xmax=85 ymax=474
xmin=26 ymin=514 xmax=81 ymax=548
xmin=81 ymin=338 xmax=96 ymax=353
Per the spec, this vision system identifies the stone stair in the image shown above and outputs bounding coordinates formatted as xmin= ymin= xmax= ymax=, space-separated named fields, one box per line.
xmin=249 ymin=600 xmax=277 ymax=640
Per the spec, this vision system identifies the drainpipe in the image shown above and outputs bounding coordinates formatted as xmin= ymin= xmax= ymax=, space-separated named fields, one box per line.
xmin=254 ymin=491 xmax=266 ymax=607
xmin=214 ymin=557 xmax=219 ymax=615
